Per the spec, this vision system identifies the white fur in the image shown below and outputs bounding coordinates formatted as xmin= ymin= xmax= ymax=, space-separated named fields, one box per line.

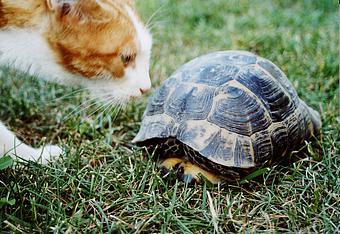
xmin=124 ymin=5 xmax=153 ymax=93
xmin=0 ymin=122 xmax=62 ymax=164
xmin=0 ymin=29 xmax=66 ymax=163
xmin=0 ymin=29 xmax=78 ymax=84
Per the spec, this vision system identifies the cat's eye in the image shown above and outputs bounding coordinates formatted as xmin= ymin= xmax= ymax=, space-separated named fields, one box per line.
xmin=121 ymin=54 xmax=135 ymax=66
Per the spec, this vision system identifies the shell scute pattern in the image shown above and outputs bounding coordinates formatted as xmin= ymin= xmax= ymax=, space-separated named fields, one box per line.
xmin=185 ymin=64 xmax=239 ymax=87
xmin=257 ymin=58 xmax=300 ymax=105
xmin=251 ymin=130 xmax=273 ymax=164
xmin=165 ymin=83 xmax=215 ymax=122
xmin=199 ymin=130 xmax=236 ymax=166
xmin=220 ymin=50 xmax=257 ymax=66
xmin=176 ymin=120 xmax=220 ymax=152
xmin=208 ymin=84 xmax=272 ymax=136
xmin=133 ymin=51 xmax=321 ymax=179
xmin=136 ymin=115 xmax=175 ymax=141
xmin=283 ymin=108 xmax=303 ymax=150
xmin=236 ymin=65 xmax=296 ymax=122
xmin=145 ymin=77 xmax=177 ymax=116
xmin=269 ymin=123 xmax=289 ymax=158
xmin=233 ymin=137 xmax=254 ymax=168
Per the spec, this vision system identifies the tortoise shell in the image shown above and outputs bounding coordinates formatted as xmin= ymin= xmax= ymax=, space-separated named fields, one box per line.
xmin=133 ymin=51 xmax=321 ymax=181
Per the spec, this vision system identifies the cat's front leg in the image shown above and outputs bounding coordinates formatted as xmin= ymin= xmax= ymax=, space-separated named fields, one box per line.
xmin=0 ymin=122 xmax=63 ymax=164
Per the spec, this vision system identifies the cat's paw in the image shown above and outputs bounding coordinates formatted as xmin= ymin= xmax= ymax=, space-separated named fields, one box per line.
xmin=36 ymin=144 xmax=63 ymax=164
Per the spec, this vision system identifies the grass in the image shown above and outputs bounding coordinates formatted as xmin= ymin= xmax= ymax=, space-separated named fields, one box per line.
xmin=0 ymin=0 xmax=338 ymax=232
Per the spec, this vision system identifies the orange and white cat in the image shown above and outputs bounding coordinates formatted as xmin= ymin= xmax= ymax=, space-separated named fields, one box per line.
xmin=0 ymin=0 xmax=152 ymax=163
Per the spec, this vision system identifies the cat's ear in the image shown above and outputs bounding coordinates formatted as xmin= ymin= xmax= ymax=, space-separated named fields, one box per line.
xmin=47 ymin=0 xmax=118 ymax=23
xmin=47 ymin=0 xmax=75 ymax=16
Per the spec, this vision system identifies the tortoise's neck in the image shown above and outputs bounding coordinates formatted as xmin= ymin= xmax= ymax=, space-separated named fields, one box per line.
xmin=0 ymin=0 xmax=48 ymax=29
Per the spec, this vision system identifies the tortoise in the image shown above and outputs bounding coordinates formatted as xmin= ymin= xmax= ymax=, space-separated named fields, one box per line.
xmin=133 ymin=50 xmax=321 ymax=184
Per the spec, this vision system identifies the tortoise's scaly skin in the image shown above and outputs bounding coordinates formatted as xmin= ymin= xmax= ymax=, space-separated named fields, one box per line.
xmin=133 ymin=51 xmax=321 ymax=182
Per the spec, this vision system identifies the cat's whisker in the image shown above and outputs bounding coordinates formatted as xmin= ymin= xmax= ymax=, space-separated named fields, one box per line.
xmin=85 ymin=95 xmax=117 ymax=119
xmin=147 ymin=20 xmax=170 ymax=32
xmin=62 ymin=103 xmax=95 ymax=122
xmin=104 ymin=97 xmax=124 ymax=120
xmin=147 ymin=22 xmax=167 ymax=35
xmin=92 ymin=98 xmax=119 ymax=124
xmin=51 ymin=87 xmax=89 ymax=103
xmin=89 ymin=101 xmax=110 ymax=119
xmin=146 ymin=4 xmax=167 ymax=28
xmin=110 ymin=100 xmax=123 ymax=120
xmin=62 ymin=95 xmax=110 ymax=122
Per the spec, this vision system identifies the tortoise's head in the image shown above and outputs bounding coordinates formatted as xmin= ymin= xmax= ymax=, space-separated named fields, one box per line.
xmin=46 ymin=0 xmax=152 ymax=103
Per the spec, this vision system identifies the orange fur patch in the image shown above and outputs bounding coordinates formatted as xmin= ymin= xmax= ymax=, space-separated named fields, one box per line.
xmin=0 ymin=0 xmax=142 ymax=79
xmin=0 ymin=0 xmax=46 ymax=28
xmin=0 ymin=2 xmax=6 ymax=27
xmin=46 ymin=0 xmax=138 ymax=79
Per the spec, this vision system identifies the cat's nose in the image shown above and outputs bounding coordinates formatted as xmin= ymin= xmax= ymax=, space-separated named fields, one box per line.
xmin=140 ymin=88 xmax=150 ymax=95
xmin=139 ymin=75 xmax=151 ymax=94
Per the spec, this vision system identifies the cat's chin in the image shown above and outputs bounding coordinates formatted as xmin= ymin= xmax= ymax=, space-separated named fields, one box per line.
xmin=88 ymin=87 xmax=143 ymax=106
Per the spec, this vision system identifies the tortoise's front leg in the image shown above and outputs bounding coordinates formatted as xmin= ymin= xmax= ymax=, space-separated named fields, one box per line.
xmin=159 ymin=157 xmax=222 ymax=184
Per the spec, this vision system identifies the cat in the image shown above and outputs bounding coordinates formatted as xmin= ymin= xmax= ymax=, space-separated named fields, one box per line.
xmin=0 ymin=0 xmax=152 ymax=164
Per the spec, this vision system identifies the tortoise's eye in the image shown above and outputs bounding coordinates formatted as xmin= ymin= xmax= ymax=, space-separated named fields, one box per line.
xmin=121 ymin=54 xmax=135 ymax=66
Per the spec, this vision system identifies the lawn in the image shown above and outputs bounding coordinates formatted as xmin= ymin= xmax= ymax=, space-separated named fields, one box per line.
xmin=0 ymin=0 xmax=338 ymax=233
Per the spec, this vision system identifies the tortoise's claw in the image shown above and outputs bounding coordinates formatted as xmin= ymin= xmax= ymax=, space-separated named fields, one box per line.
xmin=159 ymin=157 xmax=222 ymax=184
xmin=159 ymin=158 xmax=183 ymax=179
xmin=177 ymin=172 xmax=197 ymax=184
xmin=159 ymin=166 xmax=170 ymax=177
xmin=159 ymin=159 xmax=197 ymax=183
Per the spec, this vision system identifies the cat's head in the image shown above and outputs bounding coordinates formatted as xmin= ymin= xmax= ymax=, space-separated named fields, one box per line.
xmin=46 ymin=0 xmax=152 ymax=102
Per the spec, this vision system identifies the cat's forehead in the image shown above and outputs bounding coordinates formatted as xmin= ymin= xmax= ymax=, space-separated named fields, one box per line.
xmin=95 ymin=0 xmax=152 ymax=55
xmin=124 ymin=5 xmax=152 ymax=54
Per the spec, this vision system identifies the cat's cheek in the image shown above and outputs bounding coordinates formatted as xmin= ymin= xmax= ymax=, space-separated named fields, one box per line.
xmin=110 ymin=63 xmax=125 ymax=78
xmin=125 ymin=69 xmax=151 ymax=94
xmin=82 ymin=77 xmax=142 ymax=104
